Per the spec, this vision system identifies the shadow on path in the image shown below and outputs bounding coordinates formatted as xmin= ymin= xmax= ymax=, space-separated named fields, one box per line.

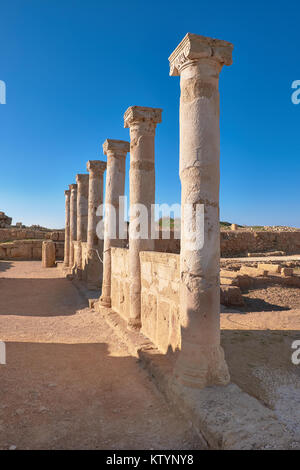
xmin=0 ymin=341 xmax=202 ymax=450
xmin=0 ymin=277 xmax=87 ymax=317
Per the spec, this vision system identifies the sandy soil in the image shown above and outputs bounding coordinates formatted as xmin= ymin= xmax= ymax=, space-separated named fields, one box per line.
xmin=0 ymin=261 xmax=202 ymax=450
xmin=221 ymin=308 xmax=300 ymax=441
xmin=242 ymin=283 xmax=300 ymax=312
xmin=220 ymin=266 xmax=300 ymax=440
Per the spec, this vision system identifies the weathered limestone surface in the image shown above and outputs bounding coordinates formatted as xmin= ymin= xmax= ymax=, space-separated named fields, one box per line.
xmin=0 ymin=228 xmax=64 ymax=243
xmin=111 ymin=248 xmax=250 ymax=349
xmin=239 ymin=266 xmax=268 ymax=277
xmin=100 ymin=294 xmax=293 ymax=450
xmin=76 ymin=174 xmax=89 ymax=243
xmin=64 ymin=189 xmax=71 ymax=267
xmin=69 ymin=184 xmax=77 ymax=268
xmin=140 ymin=251 xmax=180 ymax=354
xmin=111 ymin=247 xmax=130 ymax=321
xmin=221 ymin=231 xmax=300 ymax=257
xmin=148 ymin=230 xmax=300 ymax=257
xmin=86 ymin=160 xmax=106 ymax=289
xmin=169 ymin=33 xmax=233 ymax=388
xmin=124 ymin=106 xmax=162 ymax=330
xmin=75 ymin=174 xmax=89 ymax=275
xmin=220 ymin=285 xmax=244 ymax=307
xmin=80 ymin=241 xmax=88 ymax=280
xmin=247 ymin=250 xmax=285 ymax=257
xmin=281 ymin=267 xmax=294 ymax=276
xmin=0 ymin=239 xmax=64 ymax=260
xmin=258 ymin=263 xmax=281 ymax=273
xmin=100 ymin=139 xmax=130 ymax=308
xmin=220 ymin=269 xmax=252 ymax=290
xmin=42 ymin=240 xmax=56 ymax=267
xmin=0 ymin=211 xmax=12 ymax=228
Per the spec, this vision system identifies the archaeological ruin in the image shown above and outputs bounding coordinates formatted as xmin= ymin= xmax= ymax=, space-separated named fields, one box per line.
xmin=1 ymin=32 xmax=300 ymax=451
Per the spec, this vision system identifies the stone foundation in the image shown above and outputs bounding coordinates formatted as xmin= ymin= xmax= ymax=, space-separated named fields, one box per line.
xmin=110 ymin=248 xmax=250 ymax=351
xmin=221 ymin=231 xmax=300 ymax=256
xmin=0 ymin=228 xmax=64 ymax=243
xmin=111 ymin=247 xmax=130 ymax=321
xmin=0 ymin=239 xmax=64 ymax=260
xmin=154 ymin=230 xmax=300 ymax=257
xmin=140 ymin=251 xmax=180 ymax=354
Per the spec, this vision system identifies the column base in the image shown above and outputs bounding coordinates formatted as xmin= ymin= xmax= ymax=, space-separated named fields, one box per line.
xmin=173 ymin=345 xmax=230 ymax=389
xmin=127 ymin=318 xmax=142 ymax=332
xmin=86 ymin=249 xmax=103 ymax=291
xmin=99 ymin=296 xmax=111 ymax=308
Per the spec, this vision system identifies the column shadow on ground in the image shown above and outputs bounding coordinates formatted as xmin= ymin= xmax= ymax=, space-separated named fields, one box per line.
xmin=0 ymin=341 xmax=201 ymax=450
xmin=0 ymin=277 xmax=87 ymax=316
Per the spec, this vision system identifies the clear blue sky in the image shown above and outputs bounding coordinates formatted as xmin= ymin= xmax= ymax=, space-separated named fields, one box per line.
xmin=0 ymin=0 xmax=299 ymax=228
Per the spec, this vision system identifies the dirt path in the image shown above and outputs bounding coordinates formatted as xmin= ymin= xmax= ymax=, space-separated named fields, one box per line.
xmin=0 ymin=261 xmax=202 ymax=450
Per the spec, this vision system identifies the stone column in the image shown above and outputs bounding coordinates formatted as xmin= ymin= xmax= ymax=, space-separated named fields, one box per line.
xmin=42 ymin=241 xmax=56 ymax=268
xmin=169 ymin=33 xmax=233 ymax=388
xmin=124 ymin=106 xmax=162 ymax=330
xmin=86 ymin=160 xmax=107 ymax=289
xmin=99 ymin=139 xmax=130 ymax=308
xmin=75 ymin=174 xmax=89 ymax=274
xmin=63 ymin=189 xmax=71 ymax=267
xmin=69 ymin=183 xmax=77 ymax=268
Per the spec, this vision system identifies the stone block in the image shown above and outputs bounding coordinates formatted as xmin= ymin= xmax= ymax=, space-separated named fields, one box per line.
xmin=258 ymin=263 xmax=281 ymax=273
xmin=220 ymin=285 xmax=244 ymax=306
xmin=239 ymin=266 xmax=268 ymax=277
xmin=281 ymin=267 xmax=294 ymax=276
xmin=141 ymin=293 xmax=157 ymax=343
xmin=156 ymin=300 xmax=170 ymax=353
xmin=169 ymin=306 xmax=181 ymax=352
xmin=42 ymin=241 xmax=56 ymax=268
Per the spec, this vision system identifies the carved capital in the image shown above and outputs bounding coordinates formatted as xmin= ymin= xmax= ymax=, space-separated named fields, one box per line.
xmin=64 ymin=189 xmax=70 ymax=197
xmin=169 ymin=33 xmax=233 ymax=76
xmin=124 ymin=106 xmax=162 ymax=129
xmin=76 ymin=174 xmax=89 ymax=184
xmin=103 ymin=139 xmax=130 ymax=156
xmin=69 ymin=184 xmax=77 ymax=191
xmin=86 ymin=160 xmax=107 ymax=175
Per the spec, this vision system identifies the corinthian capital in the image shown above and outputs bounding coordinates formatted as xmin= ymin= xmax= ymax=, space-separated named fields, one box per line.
xmin=76 ymin=174 xmax=89 ymax=184
xmin=86 ymin=160 xmax=107 ymax=175
xmin=124 ymin=106 xmax=162 ymax=129
xmin=169 ymin=33 xmax=233 ymax=76
xmin=103 ymin=139 xmax=130 ymax=156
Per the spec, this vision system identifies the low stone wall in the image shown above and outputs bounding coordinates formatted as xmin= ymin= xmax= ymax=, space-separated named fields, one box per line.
xmin=0 ymin=239 xmax=64 ymax=260
xmin=140 ymin=251 xmax=180 ymax=354
xmin=110 ymin=249 xmax=181 ymax=353
xmin=154 ymin=231 xmax=300 ymax=257
xmin=220 ymin=231 xmax=300 ymax=257
xmin=111 ymin=248 xmax=130 ymax=321
xmin=0 ymin=228 xmax=64 ymax=243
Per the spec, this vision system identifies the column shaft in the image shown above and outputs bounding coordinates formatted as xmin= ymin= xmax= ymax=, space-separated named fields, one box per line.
xmin=100 ymin=140 xmax=129 ymax=308
xmin=86 ymin=160 xmax=106 ymax=289
xmin=63 ymin=189 xmax=70 ymax=267
xmin=169 ymin=33 xmax=233 ymax=388
xmin=69 ymin=184 xmax=77 ymax=268
xmin=76 ymin=174 xmax=89 ymax=272
xmin=124 ymin=106 xmax=162 ymax=330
